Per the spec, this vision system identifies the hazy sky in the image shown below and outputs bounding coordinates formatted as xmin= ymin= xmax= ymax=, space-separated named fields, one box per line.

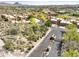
xmin=1 ymin=0 xmax=79 ymax=1
xmin=1 ymin=0 xmax=79 ymax=5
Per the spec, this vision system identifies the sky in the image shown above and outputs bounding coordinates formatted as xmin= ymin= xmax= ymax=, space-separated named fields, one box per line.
xmin=0 ymin=0 xmax=79 ymax=5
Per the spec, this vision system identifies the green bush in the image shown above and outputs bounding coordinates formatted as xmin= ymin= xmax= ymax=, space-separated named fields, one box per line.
xmin=64 ymin=24 xmax=79 ymax=41
xmin=66 ymin=24 xmax=77 ymax=30
xmin=38 ymin=12 xmax=46 ymax=22
xmin=63 ymin=49 xmax=79 ymax=57
xmin=6 ymin=28 xmax=18 ymax=35
xmin=45 ymin=20 xmax=52 ymax=27
xmin=23 ymin=23 xmax=47 ymax=42
xmin=57 ymin=15 xmax=69 ymax=20
xmin=27 ymin=15 xmax=35 ymax=20
xmin=30 ymin=17 xmax=40 ymax=29
xmin=71 ymin=13 xmax=79 ymax=17
xmin=3 ymin=40 xmax=14 ymax=51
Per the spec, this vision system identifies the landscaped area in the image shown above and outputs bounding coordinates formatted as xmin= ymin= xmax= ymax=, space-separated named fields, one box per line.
xmin=0 ymin=2 xmax=79 ymax=57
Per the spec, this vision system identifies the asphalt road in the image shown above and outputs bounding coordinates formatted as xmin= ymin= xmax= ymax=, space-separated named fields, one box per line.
xmin=47 ymin=41 xmax=60 ymax=57
xmin=47 ymin=27 xmax=63 ymax=57
xmin=27 ymin=27 xmax=64 ymax=57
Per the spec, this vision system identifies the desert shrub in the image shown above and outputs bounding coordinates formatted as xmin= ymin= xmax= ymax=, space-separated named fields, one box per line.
xmin=1 ymin=15 xmax=8 ymax=21
xmin=24 ymin=27 xmax=39 ymax=42
xmin=62 ymin=24 xmax=79 ymax=57
xmin=6 ymin=28 xmax=18 ymax=35
xmin=27 ymin=34 xmax=39 ymax=42
xmin=65 ymin=24 xmax=77 ymax=31
xmin=17 ymin=16 xmax=21 ymax=21
xmin=23 ymin=23 xmax=47 ymax=42
xmin=64 ymin=24 xmax=79 ymax=42
xmin=30 ymin=17 xmax=40 ymax=29
xmin=38 ymin=12 xmax=47 ymax=22
xmin=3 ymin=40 xmax=14 ymax=51
xmin=63 ymin=49 xmax=79 ymax=57
xmin=16 ymin=44 xmax=28 ymax=51
xmin=27 ymin=15 xmax=35 ymax=20
xmin=45 ymin=20 xmax=52 ymax=27
xmin=71 ymin=13 xmax=79 ymax=17
xmin=57 ymin=15 xmax=69 ymax=20
xmin=64 ymin=31 xmax=79 ymax=42
xmin=6 ymin=24 xmax=20 ymax=35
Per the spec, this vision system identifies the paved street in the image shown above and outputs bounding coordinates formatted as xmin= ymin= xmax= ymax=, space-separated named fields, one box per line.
xmin=47 ymin=27 xmax=62 ymax=57
xmin=27 ymin=27 xmax=64 ymax=57
xmin=47 ymin=41 xmax=60 ymax=57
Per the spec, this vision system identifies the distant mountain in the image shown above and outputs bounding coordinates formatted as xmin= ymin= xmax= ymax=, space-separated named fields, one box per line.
xmin=14 ymin=2 xmax=22 ymax=5
xmin=0 ymin=2 xmax=79 ymax=8
xmin=0 ymin=2 xmax=22 ymax=6
xmin=0 ymin=2 xmax=9 ymax=5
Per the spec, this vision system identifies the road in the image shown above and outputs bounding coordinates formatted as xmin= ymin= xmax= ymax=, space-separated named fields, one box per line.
xmin=26 ymin=27 xmax=64 ymax=57
xmin=47 ymin=27 xmax=63 ymax=57
xmin=47 ymin=41 xmax=60 ymax=57
xmin=26 ymin=28 xmax=54 ymax=57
